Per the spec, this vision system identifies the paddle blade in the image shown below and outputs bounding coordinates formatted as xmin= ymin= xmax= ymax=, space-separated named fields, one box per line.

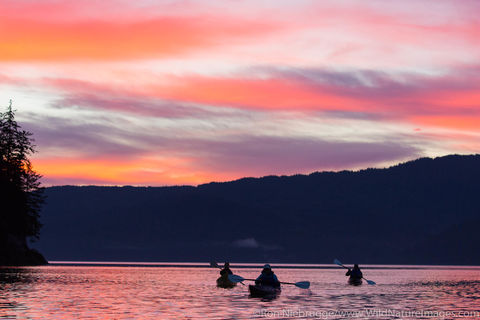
xmin=228 ymin=274 xmax=245 ymax=283
xmin=365 ymin=279 xmax=376 ymax=285
xmin=333 ymin=259 xmax=343 ymax=266
xmin=210 ymin=261 xmax=220 ymax=268
xmin=295 ymin=281 xmax=310 ymax=289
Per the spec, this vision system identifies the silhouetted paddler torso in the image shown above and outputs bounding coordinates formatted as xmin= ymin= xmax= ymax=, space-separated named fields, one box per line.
xmin=220 ymin=262 xmax=233 ymax=276
xmin=346 ymin=264 xmax=363 ymax=279
xmin=255 ymin=264 xmax=280 ymax=288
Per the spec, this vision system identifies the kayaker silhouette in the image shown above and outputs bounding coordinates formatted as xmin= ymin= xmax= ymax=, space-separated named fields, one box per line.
xmin=217 ymin=262 xmax=235 ymax=288
xmin=255 ymin=264 xmax=280 ymax=288
xmin=346 ymin=264 xmax=363 ymax=285
xmin=220 ymin=262 xmax=233 ymax=276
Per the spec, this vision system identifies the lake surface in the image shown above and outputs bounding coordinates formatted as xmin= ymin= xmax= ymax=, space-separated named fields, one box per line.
xmin=1 ymin=264 xmax=479 ymax=319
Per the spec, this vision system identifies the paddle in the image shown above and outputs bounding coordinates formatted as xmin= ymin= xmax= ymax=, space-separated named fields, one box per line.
xmin=334 ymin=258 xmax=376 ymax=285
xmin=228 ymin=274 xmax=310 ymax=289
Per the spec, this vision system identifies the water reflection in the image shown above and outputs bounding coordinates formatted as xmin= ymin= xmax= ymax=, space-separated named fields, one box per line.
xmin=0 ymin=266 xmax=479 ymax=319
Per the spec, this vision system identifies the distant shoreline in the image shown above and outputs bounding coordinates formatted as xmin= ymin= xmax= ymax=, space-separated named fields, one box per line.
xmin=39 ymin=261 xmax=480 ymax=269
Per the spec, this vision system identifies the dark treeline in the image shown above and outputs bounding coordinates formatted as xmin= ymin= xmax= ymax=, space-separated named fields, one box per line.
xmin=0 ymin=101 xmax=46 ymax=265
xmin=36 ymin=154 xmax=480 ymax=265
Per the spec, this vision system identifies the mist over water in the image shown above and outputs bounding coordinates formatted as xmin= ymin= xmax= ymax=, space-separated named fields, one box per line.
xmin=1 ymin=265 xmax=479 ymax=319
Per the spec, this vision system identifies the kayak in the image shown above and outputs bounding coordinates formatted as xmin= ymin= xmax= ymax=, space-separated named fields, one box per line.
xmin=248 ymin=284 xmax=281 ymax=298
xmin=348 ymin=277 xmax=363 ymax=286
xmin=216 ymin=276 xmax=236 ymax=288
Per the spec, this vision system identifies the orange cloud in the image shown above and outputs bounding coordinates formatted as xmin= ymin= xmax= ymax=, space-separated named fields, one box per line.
xmin=33 ymin=156 xmax=233 ymax=186
xmin=412 ymin=116 xmax=480 ymax=131
xmin=146 ymin=76 xmax=365 ymax=112
xmin=0 ymin=15 xmax=278 ymax=61
xmin=2 ymin=0 xmax=479 ymax=66
xmin=416 ymin=90 xmax=480 ymax=109
xmin=37 ymin=68 xmax=480 ymax=125
xmin=140 ymin=73 xmax=480 ymax=118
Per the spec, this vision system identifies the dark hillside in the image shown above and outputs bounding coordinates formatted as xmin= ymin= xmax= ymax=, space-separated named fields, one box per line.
xmin=35 ymin=154 xmax=480 ymax=265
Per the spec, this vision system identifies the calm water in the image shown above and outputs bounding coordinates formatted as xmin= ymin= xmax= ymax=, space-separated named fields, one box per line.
xmin=1 ymin=264 xmax=480 ymax=319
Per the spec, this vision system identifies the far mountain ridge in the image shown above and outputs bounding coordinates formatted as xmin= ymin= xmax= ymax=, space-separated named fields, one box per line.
xmin=35 ymin=154 xmax=480 ymax=265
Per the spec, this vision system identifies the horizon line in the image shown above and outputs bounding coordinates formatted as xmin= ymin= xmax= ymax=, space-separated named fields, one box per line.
xmin=43 ymin=261 xmax=480 ymax=269
xmin=42 ymin=153 xmax=478 ymax=188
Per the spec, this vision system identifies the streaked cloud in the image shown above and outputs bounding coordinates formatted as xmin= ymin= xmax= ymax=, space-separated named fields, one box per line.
xmin=1 ymin=0 xmax=479 ymax=185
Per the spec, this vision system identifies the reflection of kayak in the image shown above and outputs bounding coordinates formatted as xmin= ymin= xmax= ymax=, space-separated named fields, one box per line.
xmin=248 ymin=284 xmax=281 ymax=297
xmin=348 ymin=277 xmax=363 ymax=286
xmin=216 ymin=276 xmax=236 ymax=288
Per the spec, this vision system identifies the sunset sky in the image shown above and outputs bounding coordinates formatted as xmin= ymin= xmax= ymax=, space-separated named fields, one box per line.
xmin=1 ymin=0 xmax=479 ymax=186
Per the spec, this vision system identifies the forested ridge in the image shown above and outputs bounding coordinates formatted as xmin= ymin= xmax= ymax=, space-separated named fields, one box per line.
xmin=37 ymin=154 xmax=480 ymax=265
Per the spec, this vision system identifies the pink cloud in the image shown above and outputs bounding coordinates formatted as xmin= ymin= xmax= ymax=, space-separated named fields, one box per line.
xmin=1 ymin=0 xmax=479 ymax=67
xmin=44 ymin=66 xmax=480 ymax=113
xmin=3 ymin=0 xmax=480 ymax=185
xmin=0 ymin=1 xmax=281 ymax=61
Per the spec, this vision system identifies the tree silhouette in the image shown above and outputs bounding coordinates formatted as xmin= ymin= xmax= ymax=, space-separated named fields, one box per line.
xmin=0 ymin=100 xmax=44 ymax=250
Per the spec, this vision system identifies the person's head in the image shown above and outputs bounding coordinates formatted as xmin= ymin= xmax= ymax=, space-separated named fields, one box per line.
xmin=354 ymin=264 xmax=359 ymax=269
xmin=224 ymin=262 xmax=230 ymax=268
xmin=262 ymin=264 xmax=272 ymax=272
